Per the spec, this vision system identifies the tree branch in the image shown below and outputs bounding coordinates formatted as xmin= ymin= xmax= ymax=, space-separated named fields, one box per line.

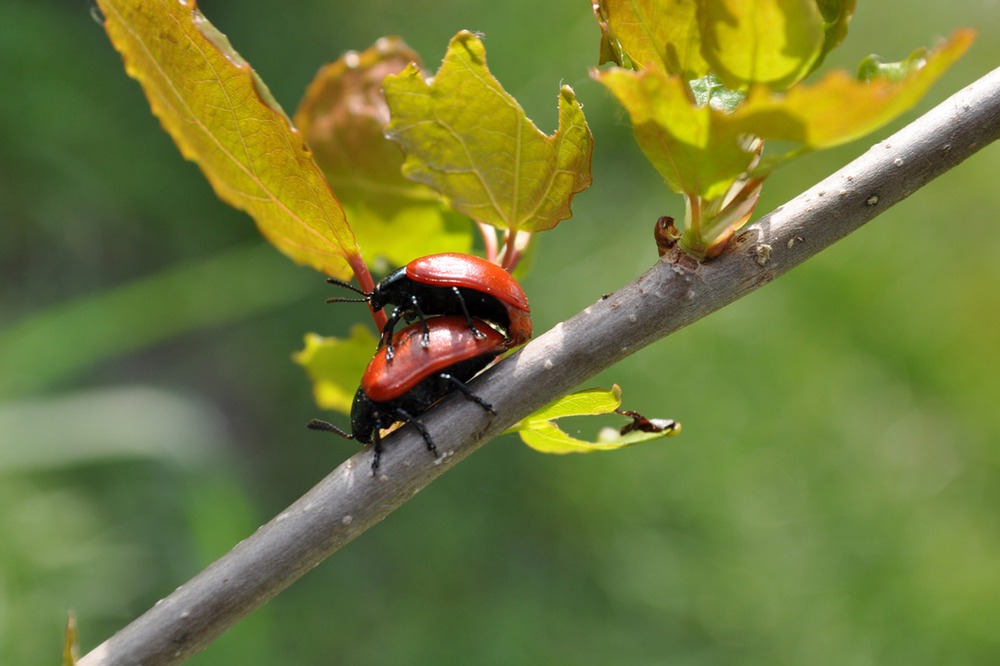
xmin=80 ymin=66 xmax=1000 ymax=666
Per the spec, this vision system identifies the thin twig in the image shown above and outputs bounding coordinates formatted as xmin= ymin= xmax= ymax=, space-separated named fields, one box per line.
xmin=79 ymin=66 xmax=1000 ymax=666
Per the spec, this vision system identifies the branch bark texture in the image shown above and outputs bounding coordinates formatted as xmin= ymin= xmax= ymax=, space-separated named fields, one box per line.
xmin=80 ymin=66 xmax=1000 ymax=666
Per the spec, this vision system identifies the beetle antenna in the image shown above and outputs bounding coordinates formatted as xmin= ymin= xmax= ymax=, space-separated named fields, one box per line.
xmin=307 ymin=418 xmax=355 ymax=440
xmin=326 ymin=278 xmax=369 ymax=302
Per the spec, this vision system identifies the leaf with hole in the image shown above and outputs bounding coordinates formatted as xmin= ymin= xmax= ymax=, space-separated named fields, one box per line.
xmin=508 ymin=386 xmax=681 ymax=454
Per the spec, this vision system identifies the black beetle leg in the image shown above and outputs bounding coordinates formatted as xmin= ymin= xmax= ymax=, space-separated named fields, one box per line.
xmin=371 ymin=428 xmax=383 ymax=471
xmin=394 ymin=407 xmax=438 ymax=458
xmin=408 ymin=296 xmax=431 ymax=348
xmin=451 ymin=286 xmax=487 ymax=339
xmin=439 ymin=373 xmax=495 ymax=414
xmin=380 ymin=308 xmax=406 ymax=360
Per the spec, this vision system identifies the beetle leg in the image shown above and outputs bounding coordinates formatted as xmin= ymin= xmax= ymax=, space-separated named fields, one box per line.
xmin=394 ymin=407 xmax=439 ymax=458
xmin=451 ymin=286 xmax=487 ymax=339
xmin=408 ymin=296 xmax=431 ymax=349
xmin=380 ymin=308 xmax=406 ymax=360
xmin=439 ymin=373 xmax=496 ymax=414
xmin=371 ymin=428 xmax=383 ymax=471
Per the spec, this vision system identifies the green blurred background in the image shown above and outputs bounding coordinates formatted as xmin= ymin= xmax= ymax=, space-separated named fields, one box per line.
xmin=2 ymin=1 xmax=999 ymax=664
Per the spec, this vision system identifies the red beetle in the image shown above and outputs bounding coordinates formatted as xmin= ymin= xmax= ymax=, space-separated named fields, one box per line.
xmin=308 ymin=315 xmax=507 ymax=470
xmin=325 ymin=253 xmax=531 ymax=358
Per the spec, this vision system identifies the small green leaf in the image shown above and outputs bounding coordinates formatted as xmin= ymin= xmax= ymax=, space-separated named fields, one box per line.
xmin=858 ymin=47 xmax=927 ymax=83
xmin=508 ymin=386 xmax=681 ymax=454
xmin=294 ymin=38 xmax=472 ymax=269
xmin=383 ymin=30 xmax=593 ymax=233
xmin=699 ymin=0 xmax=825 ymax=91
xmin=293 ymin=325 xmax=379 ymax=414
xmin=594 ymin=66 xmax=757 ymax=200
xmin=594 ymin=0 xmax=710 ymax=78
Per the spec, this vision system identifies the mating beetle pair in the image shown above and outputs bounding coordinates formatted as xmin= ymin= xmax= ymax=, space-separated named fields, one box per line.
xmin=309 ymin=253 xmax=531 ymax=471
xmin=325 ymin=252 xmax=531 ymax=358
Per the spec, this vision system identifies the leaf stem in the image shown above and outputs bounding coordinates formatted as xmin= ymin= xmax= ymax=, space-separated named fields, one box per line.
xmin=347 ymin=253 xmax=387 ymax=330
xmin=478 ymin=221 xmax=499 ymax=264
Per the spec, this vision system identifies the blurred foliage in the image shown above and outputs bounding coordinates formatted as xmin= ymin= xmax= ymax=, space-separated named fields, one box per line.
xmin=293 ymin=37 xmax=473 ymax=270
xmin=1 ymin=1 xmax=1000 ymax=665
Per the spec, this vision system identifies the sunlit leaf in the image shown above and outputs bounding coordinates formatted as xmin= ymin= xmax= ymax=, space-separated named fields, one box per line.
xmin=383 ymin=30 xmax=593 ymax=233
xmin=594 ymin=0 xmax=710 ymax=78
xmin=594 ymin=66 xmax=757 ymax=200
xmin=97 ymin=0 xmax=359 ymax=278
xmin=293 ymin=326 xmax=379 ymax=414
xmin=731 ymin=29 xmax=975 ymax=151
xmin=507 ymin=386 xmax=680 ymax=454
xmin=699 ymin=0 xmax=825 ymax=90
xmin=294 ymin=37 xmax=471 ymax=270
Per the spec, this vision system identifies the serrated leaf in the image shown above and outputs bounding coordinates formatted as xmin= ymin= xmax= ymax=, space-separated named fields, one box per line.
xmin=594 ymin=66 xmax=757 ymax=200
xmin=294 ymin=37 xmax=472 ymax=269
xmin=508 ymin=386 xmax=680 ymax=454
xmin=383 ymin=30 xmax=593 ymax=234
xmin=699 ymin=0 xmax=825 ymax=91
xmin=97 ymin=0 xmax=359 ymax=279
xmin=594 ymin=0 xmax=710 ymax=78
xmin=293 ymin=325 xmax=379 ymax=414
xmin=731 ymin=29 xmax=975 ymax=151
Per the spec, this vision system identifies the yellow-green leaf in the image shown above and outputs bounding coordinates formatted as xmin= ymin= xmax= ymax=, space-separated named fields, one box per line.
xmin=700 ymin=0 xmax=825 ymax=91
xmin=594 ymin=0 xmax=710 ymax=79
xmin=293 ymin=326 xmax=379 ymax=414
xmin=507 ymin=386 xmax=681 ymax=454
xmin=98 ymin=0 xmax=359 ymax=279
xmin=383 ymin=30 xmax=593 ymax=233
xmin=594 ymin=66 xmax=758 ymax=200
xmin=731 ymin=29 xmax=975 ymax=150
xmin=294 ymin=37 xmax=471 ymax=270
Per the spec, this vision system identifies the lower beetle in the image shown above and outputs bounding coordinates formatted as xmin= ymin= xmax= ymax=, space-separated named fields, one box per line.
xmin=308 ymin=315 xmax=508 ymax=470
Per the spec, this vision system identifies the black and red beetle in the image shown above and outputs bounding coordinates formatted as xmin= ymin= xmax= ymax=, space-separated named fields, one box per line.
xmin=308 ymin=315 xmax=508 ymax=470
xmin=325 ymin=253 xmax=532 ymax=357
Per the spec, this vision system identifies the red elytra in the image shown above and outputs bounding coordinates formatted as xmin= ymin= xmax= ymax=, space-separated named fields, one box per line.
xmin=361 ymin=314 xmax=508 ymax=403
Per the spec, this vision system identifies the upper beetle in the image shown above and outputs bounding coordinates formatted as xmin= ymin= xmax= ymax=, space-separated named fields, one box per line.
xmin=325 ymin=253 xmax=532 ymax=357
xmin=308 ymin=315 xmax=508 ymax=470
